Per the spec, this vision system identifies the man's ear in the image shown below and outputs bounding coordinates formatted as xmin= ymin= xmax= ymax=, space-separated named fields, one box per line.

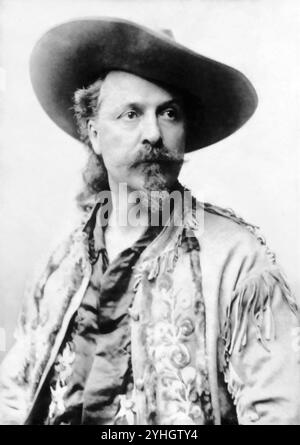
xmin=88 ymin=120 xmax=101 ymax=155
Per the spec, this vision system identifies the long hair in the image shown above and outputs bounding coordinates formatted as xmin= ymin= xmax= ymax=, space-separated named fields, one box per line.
xmin=72 ymin=77 xmax=110 ymax=212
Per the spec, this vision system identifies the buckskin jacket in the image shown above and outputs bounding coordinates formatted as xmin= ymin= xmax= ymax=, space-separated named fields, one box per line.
xmin=0 ymin=193 xmax=300 ymax=425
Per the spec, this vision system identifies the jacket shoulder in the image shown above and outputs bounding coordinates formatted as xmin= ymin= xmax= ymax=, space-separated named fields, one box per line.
xmin=193 ymin=201 xmax=276 ymax=267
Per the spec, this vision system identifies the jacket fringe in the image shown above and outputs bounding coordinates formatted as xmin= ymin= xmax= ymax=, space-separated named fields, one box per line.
xmin=222 ymin=267 xmax=299 ymax=368
xmin=132 ymin=227 xmax=184 ymax=291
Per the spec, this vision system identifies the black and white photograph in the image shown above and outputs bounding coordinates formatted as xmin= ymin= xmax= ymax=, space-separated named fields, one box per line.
xmin=0 ymin=0 xmax=299 ymax=426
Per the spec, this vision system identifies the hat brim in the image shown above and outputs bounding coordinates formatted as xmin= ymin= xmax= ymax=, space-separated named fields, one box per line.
xmin=29 ymin=17 xmax=258 ymax=152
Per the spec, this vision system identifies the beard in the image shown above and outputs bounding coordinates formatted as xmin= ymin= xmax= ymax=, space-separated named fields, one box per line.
xmin=131 ymin=142 xmax=184 ymax=219
xmin=77 ymin=142 xmax=184 ymax=223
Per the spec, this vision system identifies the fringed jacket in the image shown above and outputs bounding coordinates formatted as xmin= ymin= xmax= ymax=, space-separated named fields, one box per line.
xmin=0 ymin=195 xmax=300 ymax=425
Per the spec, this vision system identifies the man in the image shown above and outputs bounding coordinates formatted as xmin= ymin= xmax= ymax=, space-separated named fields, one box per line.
xmin=0 ymin=17 xmax=299 ymax=425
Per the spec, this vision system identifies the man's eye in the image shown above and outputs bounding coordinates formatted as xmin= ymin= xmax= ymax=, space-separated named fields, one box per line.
xmin=122 ymin=110 xmax=138 ymax=120
xmin=161 ymin=108 xmax=178 ymax=120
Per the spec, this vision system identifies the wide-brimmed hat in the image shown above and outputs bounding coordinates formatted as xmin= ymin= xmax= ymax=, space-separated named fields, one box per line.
xmin=30 ymin=17 xmax=258 ymax=152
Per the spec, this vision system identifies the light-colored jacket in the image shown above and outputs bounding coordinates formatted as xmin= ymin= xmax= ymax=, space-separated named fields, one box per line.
xmin=0 ymin=198 xmax=299 ymax=425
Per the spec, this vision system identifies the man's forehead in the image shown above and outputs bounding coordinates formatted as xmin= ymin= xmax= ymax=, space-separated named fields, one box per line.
xmin=98 ymin=70 xmax=182 ymax=107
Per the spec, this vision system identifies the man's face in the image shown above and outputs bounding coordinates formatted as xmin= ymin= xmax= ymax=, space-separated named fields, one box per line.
xmin=88 ymin=71 xmax=186 ymax=193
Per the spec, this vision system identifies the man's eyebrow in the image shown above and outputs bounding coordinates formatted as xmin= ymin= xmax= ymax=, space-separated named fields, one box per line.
xmin=106 ymin=102 xmax=142 ymax=114
xmin=120 ymin=102 xmax=143 ymax=110
xmin=118 ymin=98 xmax=184 ymax=110
xmin=104 ymin=98 xmax=185 ymax=115
xmin=157 ymin=98 xmax=184 ymax=110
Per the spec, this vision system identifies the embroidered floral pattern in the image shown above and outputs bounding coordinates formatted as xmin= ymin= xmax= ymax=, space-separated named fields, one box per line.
xmin=139 ymin=266 xmax=213 ymax=425
xmin=114 ymin=391 xmax=137 ymax=425
xmin=47 ymin=342 xmax=75 ymax=423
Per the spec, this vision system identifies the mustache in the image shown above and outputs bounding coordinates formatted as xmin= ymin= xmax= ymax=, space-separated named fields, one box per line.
xmin=131 ymin=144 xmax=184 ymax=167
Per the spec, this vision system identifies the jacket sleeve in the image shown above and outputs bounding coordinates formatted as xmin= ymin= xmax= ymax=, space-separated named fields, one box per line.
xmin=222 ymin=252 xmax=300 ymax=424
xmin=0 ymin=266 xmax=51 ymax=424
xmin=0 ymin=228 xmax=79 ymax=425
xmin=0 ymin=312 xmax=32 ymax=424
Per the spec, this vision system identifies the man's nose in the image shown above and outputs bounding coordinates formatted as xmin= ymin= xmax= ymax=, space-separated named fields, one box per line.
xmin=141 ymin=113 xmax=162 ymax=146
